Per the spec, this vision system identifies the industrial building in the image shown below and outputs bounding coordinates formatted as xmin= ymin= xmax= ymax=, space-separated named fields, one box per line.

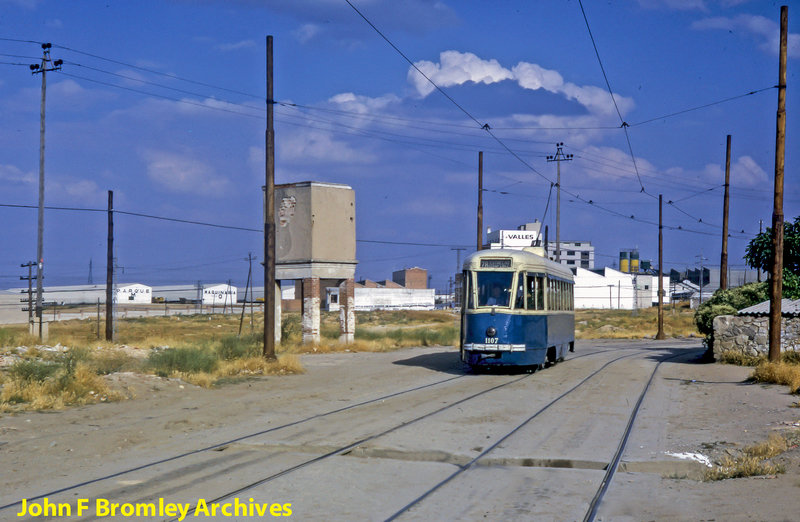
xmin=392 ymin=267 xmax=428 ymax=289
xmin=5 ymin=283 xmax=154 ymax=306
xmin=486 ymin=221 xmax=595 ymax=269
xmin=117 ymin=283 xmax=152 ymax=304
xmin=572 ymin=268 xmax=668 ymax=310
xmin=202 ymin=284 xmax=237 ymax=307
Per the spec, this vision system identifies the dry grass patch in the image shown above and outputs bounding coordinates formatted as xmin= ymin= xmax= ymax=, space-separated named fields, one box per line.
xmin=0 ymin=362 xmax=122 ymax=412
xmin=704 ymin=433 xmax=789 ymax=481
xmin=575 ymin=303 xmax=697 ymax=340
xmin=718 ymin=351 xmax=766 ymax=367
xmin=174 ymin=355 xmax=305 ymax=388
xmin=751 ymin=361 xmax=800 ymax=394
xmin=278 ymin=310 xmax=459 ymax=354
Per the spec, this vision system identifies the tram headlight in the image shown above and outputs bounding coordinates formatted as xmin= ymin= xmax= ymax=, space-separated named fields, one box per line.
xmin=486 ymin=326 xmax=497 ymax=337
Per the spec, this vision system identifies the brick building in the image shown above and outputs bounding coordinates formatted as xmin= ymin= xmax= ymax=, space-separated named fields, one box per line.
xmin=392 ymin=267 xmax=428 ymax=289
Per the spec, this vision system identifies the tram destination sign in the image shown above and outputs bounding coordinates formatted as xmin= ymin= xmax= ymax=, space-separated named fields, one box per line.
xmin=480 ymin=258 xmax=512 ymax=268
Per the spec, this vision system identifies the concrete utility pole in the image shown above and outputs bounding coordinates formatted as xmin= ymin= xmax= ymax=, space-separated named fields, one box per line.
xmin=105 ymin=190 xmax=114 ymax=341
xmin=720 ymin=135 xmax=732 ymax=290
xmin=20 ymin=262 xmax=35 ymax=330
xmin=769 ymin=5 xmax=788 ymax=362
xmin=657 ymin=194 xmax=666 ymax=339
xmin=547 ymin=142 xmax=572 ymax=263
xmin=696 ymin=254 xmax=707 ymax=306
xmin=477 ymin=151 xmax=483 ymax=251
xmin=239 ymin=253 xmax=253 ymax=337
xmin=451 ymin=247 xmax=466 ymax=274
xmin=30 ymin=43 xmax=62 ymax=340
xmin=264 ymin=35 xmax=277 ymax=360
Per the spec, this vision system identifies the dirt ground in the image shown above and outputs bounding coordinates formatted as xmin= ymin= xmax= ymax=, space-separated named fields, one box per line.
xmin=1 ymin=341 xmax=799 ymax=520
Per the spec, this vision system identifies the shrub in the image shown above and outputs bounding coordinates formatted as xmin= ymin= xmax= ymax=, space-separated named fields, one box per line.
xmin=8 ymin=359 xmax=61 ymax=382
xmin=90 ymin=349 xmax=141 ymax=375
xmin=215 ymin=335 xmax=260 ymax=360
xmin=694 ymin=282 xmax=769 ymax=341
xmin=147 ymin=347 xmax=218 ymax=376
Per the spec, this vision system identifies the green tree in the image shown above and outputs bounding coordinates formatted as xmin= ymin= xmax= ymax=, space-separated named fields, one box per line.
xmin=744 ymin=216 xmax=800 ymax=299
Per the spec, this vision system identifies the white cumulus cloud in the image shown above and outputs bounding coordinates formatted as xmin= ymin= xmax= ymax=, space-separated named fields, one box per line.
xmin=142 ymin=150 xmax=230 ymax=196
xmin=328 ymin=92 xmax=401 ymax=114
xmin=409 ymin=51 xmax=514 ymax=97
xmin=409 ymin=51 xmax=633 ymax=116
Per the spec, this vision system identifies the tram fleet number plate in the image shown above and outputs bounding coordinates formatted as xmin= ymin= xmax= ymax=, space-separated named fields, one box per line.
xmin=480 ymin=258 xmax=512 ymax=268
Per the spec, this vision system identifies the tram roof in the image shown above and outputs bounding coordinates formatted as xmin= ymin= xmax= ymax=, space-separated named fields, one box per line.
xmin=463 ymin=248 xmax=573 ymax=280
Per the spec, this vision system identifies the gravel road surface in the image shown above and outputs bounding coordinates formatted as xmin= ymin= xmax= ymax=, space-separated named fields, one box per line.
xmin=1 ymin=339 xmax=798 ymax=521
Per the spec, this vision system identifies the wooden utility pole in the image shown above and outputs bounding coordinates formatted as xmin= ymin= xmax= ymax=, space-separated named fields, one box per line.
xmin=720 ymin=135 xmax=732 ymax=290
xmin=30 ymin=44 xmax=62 ymax=340
xmin=239 ymin=253 xmax=253 ymax=337
xmin=264 ymin=35 xmax=277 ymax=360
xmin=547 ymin=142 xmax=573 ymax=263
xmin=105 ymin=190 xmax=114 ymax=341
xmin=477 ymin=151 xmax=483 ymax=251
xmin=656 ymin=194 xmax=666 ymax=339
xmin=769 ymin=5 xmax=788 ymax=362
xmin=758 ymin=219 xmax=763 ymax=282
xmin=544 ymin=226 xmax=549 ymax=258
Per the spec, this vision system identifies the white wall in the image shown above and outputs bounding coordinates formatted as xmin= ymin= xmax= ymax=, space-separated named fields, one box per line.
xmin=354 ymin=288 xmax=435 ymax=311
xmin=574 ymin=267 xmax=635 ymax=309
xmin=116 ymin=284 xmax=152 ymax=304
xmin=202 ymin=285 xmax=238 ymax=306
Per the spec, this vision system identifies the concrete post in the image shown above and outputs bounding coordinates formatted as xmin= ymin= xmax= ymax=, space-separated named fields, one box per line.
xmin=302 ymin=277 xmax=320 ymax=344
xmin=274 ymin=280 xmax=282 ymax=345
xmin=339 ymin=278 xmax=355 ymax=343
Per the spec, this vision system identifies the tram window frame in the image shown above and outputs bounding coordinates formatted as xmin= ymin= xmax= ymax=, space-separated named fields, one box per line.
xmin=525 ymin=273 xmax=546 ymax=310
xmin=570 ymin=282 xmax=574 ymax=310
xmin=515 ymin=272 xmax=525 ymax=309
xmin=476 ymin=271 xmax=513 ymax=308
xmin=465 ymin=271 xmax=474 ymax=309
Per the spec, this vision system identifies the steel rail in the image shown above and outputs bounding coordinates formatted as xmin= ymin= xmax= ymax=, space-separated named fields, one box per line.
xmin=385 ymin=348 xmax=666 ymax=521
xmin=583 ymin=349 xmax=692 ymax=522
xmin=165 ymin=349 xmax=622 ymax=521
xmin=0 ymin=373 xmax=468 ymax=512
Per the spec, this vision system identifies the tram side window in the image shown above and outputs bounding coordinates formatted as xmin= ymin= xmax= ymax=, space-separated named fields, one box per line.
xmin=567 ymin=283 xmax=575 ymax=311
xmin=477 ymin=271 xmax=513 ymax=307
xmin=465 ymin=271 xmax=474 ymax=309
xmin=515 ymin=272 xmax=525 ymax=309
xmin=526 ymin=274 xmax=545 ymax=310
xmin=556 ymin=281 xmax=563 ymax=311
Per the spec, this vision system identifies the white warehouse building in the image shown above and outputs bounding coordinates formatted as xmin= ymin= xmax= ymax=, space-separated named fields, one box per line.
xmin=573 ymin=268 xmax=669 ymax=310
xmin=116 ymin=283 xmax=152 ymax=304
xmin=326 ymin=287 xmax=435 ymax=311
xmin=202 ymin=284 xmax=238 ymax=306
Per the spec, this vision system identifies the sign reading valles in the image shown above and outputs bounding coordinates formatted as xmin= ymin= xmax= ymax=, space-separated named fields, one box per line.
xmin=16 ymin=497 xmax=292 ymax=519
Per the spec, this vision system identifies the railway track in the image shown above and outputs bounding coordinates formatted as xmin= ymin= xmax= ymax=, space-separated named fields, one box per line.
xmin=2 ymin=344 xmax=697 ymax=521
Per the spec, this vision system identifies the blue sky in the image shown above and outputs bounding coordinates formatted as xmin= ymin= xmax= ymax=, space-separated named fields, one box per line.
xmin=0 ymin=0 xmax=797 ymax=292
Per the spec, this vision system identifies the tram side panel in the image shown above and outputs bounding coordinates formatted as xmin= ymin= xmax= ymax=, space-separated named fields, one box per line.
xmin=547 ymin=312 xmax=575 ymax=360
xmin=462 ymin=312 xmax=549 ymax=367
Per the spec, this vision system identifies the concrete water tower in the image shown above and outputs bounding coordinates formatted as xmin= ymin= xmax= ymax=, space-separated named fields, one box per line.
xmin=273 ymin=181 xmax=358 ymax=343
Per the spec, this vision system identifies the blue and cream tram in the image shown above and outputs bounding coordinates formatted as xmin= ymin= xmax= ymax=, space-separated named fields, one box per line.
xmin=460 ymin=247 xmax=575 ymax=370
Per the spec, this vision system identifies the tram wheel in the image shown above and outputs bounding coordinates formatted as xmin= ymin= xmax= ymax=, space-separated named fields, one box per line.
xmin=546 ymin=347 xmax=557 ymax=367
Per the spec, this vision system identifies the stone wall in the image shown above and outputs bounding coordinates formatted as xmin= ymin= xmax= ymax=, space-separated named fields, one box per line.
xmin=713 ymin=314 xmax=800 ymax=358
